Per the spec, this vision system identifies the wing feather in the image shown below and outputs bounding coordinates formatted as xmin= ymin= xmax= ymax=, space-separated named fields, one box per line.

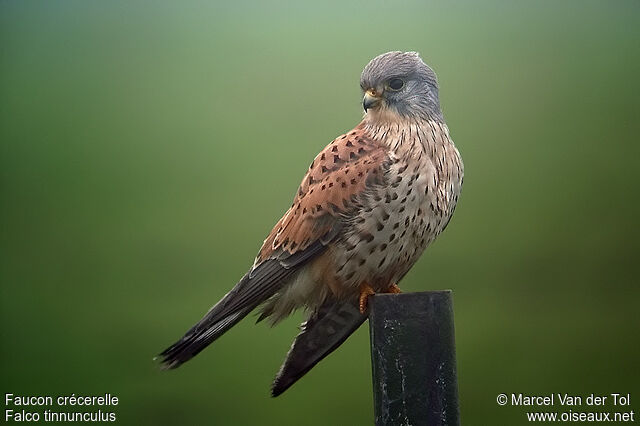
xmin=158 ymin=241 xmax=326 ymax=369
xmin=159 ymin=122 xmax=389 ymax=370
xmin=257 ymin=123 xmax=389 ymax=263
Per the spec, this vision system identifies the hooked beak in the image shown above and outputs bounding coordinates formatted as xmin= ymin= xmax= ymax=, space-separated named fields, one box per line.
xmin=363 ymin=90 xmax=382 ymax=112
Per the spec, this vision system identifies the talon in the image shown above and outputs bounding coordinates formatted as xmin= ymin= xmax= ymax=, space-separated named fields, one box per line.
xmin=387 ymin=283 xmax=402 ymax=294
xmin=358 ymin=282 xmax=375 ymax=314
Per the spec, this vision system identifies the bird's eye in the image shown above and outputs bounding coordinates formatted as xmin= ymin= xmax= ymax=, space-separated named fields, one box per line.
xmin=388 ymin=78 xmax=404 ymax=91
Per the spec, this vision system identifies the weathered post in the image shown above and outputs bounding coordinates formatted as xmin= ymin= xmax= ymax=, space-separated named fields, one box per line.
xmin=369 ymin=291 xmax=460 ymax=426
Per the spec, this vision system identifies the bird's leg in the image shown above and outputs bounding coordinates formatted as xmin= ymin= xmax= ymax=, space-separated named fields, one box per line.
xmin=358 ymin=282 xmax=375 ymax=314
xmin=386 ymin=283 xmax=402 ymax=294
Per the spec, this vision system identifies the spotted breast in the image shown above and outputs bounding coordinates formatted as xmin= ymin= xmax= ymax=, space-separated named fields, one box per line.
xmin=331 ymin=118 xmax=463 ymax=294
xmin=257 ymin=118 xmax=463 ymax=322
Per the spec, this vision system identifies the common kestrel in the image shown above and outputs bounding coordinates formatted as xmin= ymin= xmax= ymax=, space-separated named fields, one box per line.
xmin=159 ymin=51 xmax=464 ymax=396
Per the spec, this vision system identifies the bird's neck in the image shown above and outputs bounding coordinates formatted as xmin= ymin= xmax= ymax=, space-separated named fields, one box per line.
xmin=361 ymin=116 xmax=453 ymax=161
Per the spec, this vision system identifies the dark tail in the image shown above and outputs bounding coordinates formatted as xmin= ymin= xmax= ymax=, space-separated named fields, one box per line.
xmin=271 ymin=299 xmax=367 ymax=397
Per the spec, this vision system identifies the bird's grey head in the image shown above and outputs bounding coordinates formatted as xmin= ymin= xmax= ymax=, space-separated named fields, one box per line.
xmin=360 ymin=51 xmax=441 ymax=121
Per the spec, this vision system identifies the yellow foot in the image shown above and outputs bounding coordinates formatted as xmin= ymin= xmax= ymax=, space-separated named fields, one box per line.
xmin=358 ymin=282 xmax=375 ymax=314
xmin=386 ymin=283 xmax=402 ymax=294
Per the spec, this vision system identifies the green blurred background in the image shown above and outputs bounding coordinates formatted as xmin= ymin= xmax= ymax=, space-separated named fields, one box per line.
xmin=1 ymin=1 xmax=639 ymax=424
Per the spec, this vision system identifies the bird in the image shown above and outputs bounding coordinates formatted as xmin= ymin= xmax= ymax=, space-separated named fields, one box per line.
xmin=158 ymin=51 xmax=464 ymax=397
